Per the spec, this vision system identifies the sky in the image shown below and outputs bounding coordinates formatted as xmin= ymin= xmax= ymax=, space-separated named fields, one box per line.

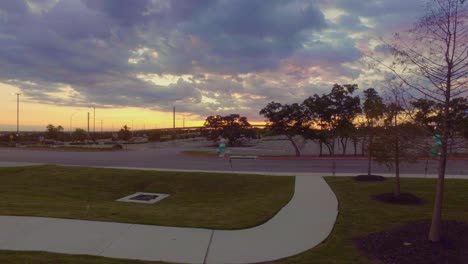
xmin=0 ymin=0 xmax=428 ymax=131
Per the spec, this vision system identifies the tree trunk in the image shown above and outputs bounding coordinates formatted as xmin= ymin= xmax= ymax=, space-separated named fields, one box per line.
xmin=428 ymin=85 xmax=451 ymax=242
xmin=429 ymin=57 xmax=452 ymax=242
xmin=331 ymin=137 xmax=336 ymax=176
xmin=428 ymin=131 xmax=448 ymax=242
xmin=394 ymin=114 xmax=400 ymax=198
xmin=287 ymin=135 xmax=301 ymax=157
xmin=332 ymin=137 xmax=335 ymax=156
xmin=353 ymin=138 xmax=358 ymax=156
xmin=332 ymin=157 xmax=336 ymax=176
xmin=319 ymin=142 xmax=323 ymax=156
xmin=449 ymin=134 xmax=454 ymax=155
xmin=361 ymin=136 xmax=366 ymax=157
xmin=324 ymin=143 xmax=333 ymax=156
xmin=340 ymin=138 xmax=348 ymax=155
xmin=367 ymin=127 xmax=373 ymax=176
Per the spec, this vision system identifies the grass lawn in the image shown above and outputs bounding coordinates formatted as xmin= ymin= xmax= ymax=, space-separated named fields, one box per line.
xmin=20 ymin=146 xmax=121 ymax=152
xmin=0 ymin=165 xmax=294 ymax=229
xmin=449 ymin=153 xmax=468 ymax=158
xmin=1 ymin=175 xmax=467 ymax=263
xmin=0 ymin=252 xmax=162 ymax=264
xmin=271 ymin=177 xmax=468 ymax=264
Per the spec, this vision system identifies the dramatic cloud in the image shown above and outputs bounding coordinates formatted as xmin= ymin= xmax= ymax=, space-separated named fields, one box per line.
xmin=0 ymin=0 xmax=426 ymax=121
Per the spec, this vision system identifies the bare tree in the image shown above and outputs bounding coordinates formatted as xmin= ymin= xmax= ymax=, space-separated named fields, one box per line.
xmin=375 ymin=84 xmax=424 ymax=198
xmin=371 ymin=0 xmax=467 ymax=242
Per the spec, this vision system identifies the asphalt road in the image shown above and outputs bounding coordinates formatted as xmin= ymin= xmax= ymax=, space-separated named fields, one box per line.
xmin=0 ymin=145 xmax=466 ymax=175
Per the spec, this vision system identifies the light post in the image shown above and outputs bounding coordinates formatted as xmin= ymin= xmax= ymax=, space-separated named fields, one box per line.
xmin=70 ymin=112 xmax=78 ymax=135
xmin=87 ymin=106 xmax=96 ymax=140
xmin=15 ymin=93 xmax=20 ymax=137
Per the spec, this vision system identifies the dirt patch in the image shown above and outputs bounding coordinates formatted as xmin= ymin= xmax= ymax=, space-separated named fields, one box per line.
xmin=373 ymin=193 xmax=423 ymax=205
xmin=356 ymin=220 xmax=468 ymax=264
xmin=353 ymin=175 xmax=386 ymax=182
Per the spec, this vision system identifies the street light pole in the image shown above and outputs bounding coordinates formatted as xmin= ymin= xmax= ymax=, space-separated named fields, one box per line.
xmin=70 ymin=112 xmax=78 ymax=134
xmin=15 ymin=93 xmax=20 ymax=137
xmin=173 ymin=106 xmax=175 ymax=129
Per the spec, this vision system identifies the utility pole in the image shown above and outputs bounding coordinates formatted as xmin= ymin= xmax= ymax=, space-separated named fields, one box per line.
xmin=101 ymin=120 xmax=103 ymax=137
xmin=87 ymin=112 xmax=90 ymax=134
xmin=183 ymin=115 xmax=185 ymax=128
xmin=15 ymin=93 xmax=20 ymax=137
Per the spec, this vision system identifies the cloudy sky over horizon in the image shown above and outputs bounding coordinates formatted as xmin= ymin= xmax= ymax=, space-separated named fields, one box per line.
xmin=0 ymin=0 xmax=428 ymax=130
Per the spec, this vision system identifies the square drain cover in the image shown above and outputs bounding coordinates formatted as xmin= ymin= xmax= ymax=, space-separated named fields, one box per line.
xmin=116 ymin=192 xmax=169 ymax=204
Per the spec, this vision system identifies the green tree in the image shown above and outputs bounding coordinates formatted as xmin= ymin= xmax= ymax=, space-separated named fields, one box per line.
xmin=148 ymin=131 xmax=162 ymax=141
xmin=303 ymin=84 xmax=361 ymax=156
xmin=303 ymin=93 xmax=334 ymax=156
xmin=411 ymin=98 xmax=439 ymax=130
xmin=203 ymin=114 xmax=255 ymax=146
xmin=303 ymin=84 xmax=361 ymax=175
xmin=412 ymin=97 xmax=467 ymax=153
xmin=118 ymin=125 xmax=132 ymax=141
xmin=259 ymin=102 xmax=307 ymax=156
xmin=71 ymin=128 xmax=87 ymax=142
xmin=45 ymin=124 xmax=64 ymax=140
xmin=363 ymin=88 xmax=385 ymax=177
xmin=445 ymin=97 xmax=468 ymax=152
xmin=373 ymin=92 xmax=426 ymax=198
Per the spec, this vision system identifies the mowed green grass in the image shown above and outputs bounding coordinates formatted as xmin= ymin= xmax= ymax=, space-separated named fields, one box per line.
xmin=0 ymin=165 xmax=294 ymax=230
xmin=271 ymin=177 xmax=468 ymax=264
xmin=21 ymin=146 xmax=120 ymax=152
xmin=1 ymin=175 xmax=468 ymax=263
xmin=0 ymin=252 xmax=163 ymax=264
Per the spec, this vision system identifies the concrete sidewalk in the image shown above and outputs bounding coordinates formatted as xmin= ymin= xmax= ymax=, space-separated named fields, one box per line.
xmin=0 ymin=176 xmax=338 ymax=264
xmin=1 ymin=163 xmax=466 ymax=263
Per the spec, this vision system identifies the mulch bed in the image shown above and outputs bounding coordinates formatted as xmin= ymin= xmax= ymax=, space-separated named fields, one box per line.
xmin=356 ymin=220 xmax=468 ymax=264
xmin=353 ymin=175 xmax=387 ymax=182
xmin=373 ymin=193 xmax=423 ymax=205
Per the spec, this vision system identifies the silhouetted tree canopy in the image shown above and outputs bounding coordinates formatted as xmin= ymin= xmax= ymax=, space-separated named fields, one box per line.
xmin=203 ymin=114 xmax=255 ymax=146
xmin=45 ymin=124 xmax=64 ymax=140
xmin=260 ymin=102 xmax=307 ymax=156
xmin=118 ymin=125 xmax=132 ymax=141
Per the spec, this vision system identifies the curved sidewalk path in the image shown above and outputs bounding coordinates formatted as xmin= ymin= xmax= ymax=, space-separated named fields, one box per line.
xmin=0 ymin=164 xmax=338 ymax=264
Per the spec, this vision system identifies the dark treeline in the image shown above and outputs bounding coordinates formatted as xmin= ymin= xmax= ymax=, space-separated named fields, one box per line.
xmin=259 ymin=84 xmax=467 ymax=159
